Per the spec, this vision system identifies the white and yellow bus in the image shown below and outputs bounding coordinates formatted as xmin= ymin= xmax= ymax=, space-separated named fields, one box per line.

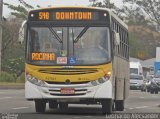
xmin=21 ymin=7 xmax=129 ymax=114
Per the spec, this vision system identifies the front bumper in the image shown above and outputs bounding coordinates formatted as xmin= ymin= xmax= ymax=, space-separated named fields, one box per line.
xmin=130 ymin=85 xmax=142 ymax=90
xmin=25 ymin=80 xmax=113 ymax=101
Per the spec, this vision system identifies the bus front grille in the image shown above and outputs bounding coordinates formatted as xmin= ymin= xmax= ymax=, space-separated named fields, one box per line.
xmin=38 ymin=68 xmax=98 ymax=75
xmin=46 ymin=81 xmax=89 ymax=84
xmin=50 ymin=93 xmax=86 ymax=96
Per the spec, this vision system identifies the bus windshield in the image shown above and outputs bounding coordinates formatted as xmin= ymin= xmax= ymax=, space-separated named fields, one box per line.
xmin=27 ymin=26 xmax=111 ymax=66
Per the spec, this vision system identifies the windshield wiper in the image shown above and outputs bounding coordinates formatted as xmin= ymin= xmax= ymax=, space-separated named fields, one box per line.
xmin=74 ymin=26 xmax=89 ymax=43
xmin=48 ymin=27 xmax=63 ymax=43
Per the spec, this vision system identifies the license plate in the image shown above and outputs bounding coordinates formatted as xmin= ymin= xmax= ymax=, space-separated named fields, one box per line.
xmin=61 ymin=88 xmax=75 ymax=94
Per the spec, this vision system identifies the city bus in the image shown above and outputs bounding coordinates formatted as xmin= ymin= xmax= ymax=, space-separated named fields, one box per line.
xmin=20 ymin=7 xmax=129 ymax=114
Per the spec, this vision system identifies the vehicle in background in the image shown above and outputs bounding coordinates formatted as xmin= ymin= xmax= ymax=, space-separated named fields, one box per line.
xmin=130 ymin=62 xmax=143 ymax=75
xmin=141 ymin=78 xmax=148 ymax=92
xmin=154 ymin=62 xmax=160 ymax=76
xmin=130 ymin=74 xmax=144 ymax=90
xmin=145 ymin=75 xmax=153 ymax=92
xmin=150 ymin=71 xmax=160 ymax=94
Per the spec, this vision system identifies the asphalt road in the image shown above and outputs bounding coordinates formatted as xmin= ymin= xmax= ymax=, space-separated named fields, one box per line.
xmin=0 ymin=89 xmax=160 ymax=119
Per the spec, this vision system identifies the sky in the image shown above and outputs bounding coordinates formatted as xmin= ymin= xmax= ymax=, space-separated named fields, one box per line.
xmin=3 ymin=0 xmax=123 ymax=17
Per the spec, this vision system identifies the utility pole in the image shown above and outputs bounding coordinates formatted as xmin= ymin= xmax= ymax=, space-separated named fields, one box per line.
xmin=109 ymin=0 xmax=114 ymax=9
xmin=0 ymin=0 xmax=3 ymax=72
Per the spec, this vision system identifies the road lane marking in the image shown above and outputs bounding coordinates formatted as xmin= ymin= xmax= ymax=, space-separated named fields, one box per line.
xmin=0 ymin=97 xmax=12 ymax=100
xmin=128 ymin=106 xmax=149 ymax=110
xmin=12 ymin=107 xmax=29 ymax=110
xmin=135 ymin=106 xmax=149 ymax=109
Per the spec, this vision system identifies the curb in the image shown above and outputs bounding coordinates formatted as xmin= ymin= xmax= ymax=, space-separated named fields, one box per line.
xmin=0 ymin=85 xmax=24 ymax=89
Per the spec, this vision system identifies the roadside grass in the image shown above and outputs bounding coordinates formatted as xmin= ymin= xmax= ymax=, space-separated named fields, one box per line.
xmin=0 ymin=71 xmax=25 ymax=85
xmin=0 ymin=82 xmax=24 ymax=89
xmin=0 ymin=71 xmax=25 ymax=88
xmin=0 ymin=82 xmax=24 ymax=86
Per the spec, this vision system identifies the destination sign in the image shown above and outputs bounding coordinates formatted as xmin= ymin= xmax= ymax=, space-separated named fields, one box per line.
xmin=55 ymin=12 xmax=92 ymax=20
xmin=32 ymin=53 xmax=55 ymax=61
xmin=29 ymin=8 xmax=109 ymax=21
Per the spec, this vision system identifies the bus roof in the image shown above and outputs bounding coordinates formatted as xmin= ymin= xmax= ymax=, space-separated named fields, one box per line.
xmin=29 ymin=6 xmax=128 ymax=29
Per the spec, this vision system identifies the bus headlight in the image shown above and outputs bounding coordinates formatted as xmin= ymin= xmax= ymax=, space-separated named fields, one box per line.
xmin=98 ymin=75 xmax=110 ymax=84
xmin=26 ymin=74 xmax=45 ymax=87
xmin=98 ymin=77 xmax=107 ymax=83
xmin=90 ymin=72 xmax=111 ymax=86
xmin=91 ymin=80 xmax=98 ymax=86
xmin=90 ymin=77 xmax=109 ymax=86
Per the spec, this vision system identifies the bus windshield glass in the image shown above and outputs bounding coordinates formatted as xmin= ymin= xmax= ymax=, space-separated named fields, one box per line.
xmin=27 ymin=26 xmax=111 ymax=65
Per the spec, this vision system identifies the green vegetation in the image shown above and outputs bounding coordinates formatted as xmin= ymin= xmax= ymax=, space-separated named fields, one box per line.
xmin=0 ymin=71 xmax=16 ymax=82
xmin=128 ymin=25 xmax=160 ymax=59
xmin=0 ymin=71 xmax=25 ymax=83
xmin=1 ymin=19 xmax=25 ymax=84
xmin=4 ymin=0 xmax=34 ymax=19
xmin=2 ymin=43 xmax=25 ymax=76
xmin=89 ymin=0 xmax=160 ymax=60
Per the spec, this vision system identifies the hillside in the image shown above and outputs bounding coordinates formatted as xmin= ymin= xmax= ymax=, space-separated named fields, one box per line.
xmin=128 ymin=25 xmax=160 ymax=59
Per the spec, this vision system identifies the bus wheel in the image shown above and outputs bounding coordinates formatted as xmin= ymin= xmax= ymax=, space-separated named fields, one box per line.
xmin=35 ymin=100 xmax=46 ymax=113
xmin=49 ymin=100 xmax=58 ymax=109
xmin=150 ymin=89 xmax=154 ymax=94
xmin=115 ymin=100 xmax=124 ymax=111
xmin=155 ymin=90 xmax=158 ymax=94
xmin=59 ymin=102 xmax=68 ymax=110
xmin=101 ymin=99 xmax=112 ymax=115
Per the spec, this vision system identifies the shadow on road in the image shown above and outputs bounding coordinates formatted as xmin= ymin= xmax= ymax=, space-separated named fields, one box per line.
xmin=18 ymin=107 xmax=106 ymax=119
xmin=45 ymin=106 xmax=103 ymax=115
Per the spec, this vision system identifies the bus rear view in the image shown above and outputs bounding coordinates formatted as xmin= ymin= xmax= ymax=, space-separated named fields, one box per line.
xmin=24 ymin=7 xmax=129 ymax=114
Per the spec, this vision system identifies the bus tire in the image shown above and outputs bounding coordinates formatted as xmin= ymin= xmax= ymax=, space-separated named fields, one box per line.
xmin=150 ymin=89 xmax=154 ymax=94
xmin=49 ymin=100 xmax=58 ymax=109
xmin=101 ymin=99 xmax=112 ymax=115
xmin=59 ymin=102 xmax=68 ymax=109
xmin=155 ymin=90 xmax=158 ymax=94
xmin=35 ymin=100 xmax=46 ymax=113
xmin=115 ymin=100 xmax=124 ymax=111
xmin=112 ymin=102 xmax=115 ymax=111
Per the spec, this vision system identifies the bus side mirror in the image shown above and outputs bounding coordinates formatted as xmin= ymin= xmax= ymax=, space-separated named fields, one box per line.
xmin=113 ymin=31 xmax=120 ymax=46
xmin=18 ymin=20 xmax=27 ymax=44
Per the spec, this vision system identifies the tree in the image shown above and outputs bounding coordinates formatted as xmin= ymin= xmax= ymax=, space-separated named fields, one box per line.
xmin=90 ymin=0 xmax=129 ymax=19
xmin=123 ymin=0 xmax=160 ymax=25
xmin=4 ymin=0 xmax=36 ymax=19
xmin=90 ymin=0 xmax=112 ymax=8
xmin=89 ymin=0 xmax=159 ymax=59
xmin=2 ymin=19 xmax=25 ymax=76
xmin=1 ymin=0 xmax=35 ymax=75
